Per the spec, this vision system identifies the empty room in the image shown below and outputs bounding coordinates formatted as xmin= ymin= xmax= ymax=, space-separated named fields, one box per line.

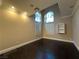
xmin=0 ymin=0 xmax=79 ymax=59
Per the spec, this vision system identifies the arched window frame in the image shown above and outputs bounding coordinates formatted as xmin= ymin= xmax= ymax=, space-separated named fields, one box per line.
xmin=34 ymin=8 xmax=42 ymax=23
xmin=44 ymin=11 xmax=54 ymax=23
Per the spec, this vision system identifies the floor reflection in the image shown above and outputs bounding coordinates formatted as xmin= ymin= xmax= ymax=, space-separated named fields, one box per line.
xmin=36 ymin=48 xmax=56 ymax=59
xmin=44 ymin=49 xmax=55 ymax=59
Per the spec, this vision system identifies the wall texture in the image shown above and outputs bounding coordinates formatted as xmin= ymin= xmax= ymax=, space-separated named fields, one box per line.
xmin=0 ymin=3 xmax=37 ymax=51
xmin=42 ymin=4 xmax=72 ymax=40
xmin=72 ymin=0 xmax=79 ymax=48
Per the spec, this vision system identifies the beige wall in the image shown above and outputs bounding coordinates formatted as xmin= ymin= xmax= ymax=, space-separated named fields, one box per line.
xmin=0 ymin=3 xmax=37 ymax=51
xmin=43 ymin=16 xmax=72 ymax=40
xmin=72 ymin=0 xmax=79 ymax=47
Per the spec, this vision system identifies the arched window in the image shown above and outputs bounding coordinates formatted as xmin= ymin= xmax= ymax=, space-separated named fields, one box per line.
xmin=44 ymin=11 xmax=54 ymax=23
xmin=34 ymin=8 xmax=42 ymax=23
xmin=34 ymin=8 xmax=42 ymax=34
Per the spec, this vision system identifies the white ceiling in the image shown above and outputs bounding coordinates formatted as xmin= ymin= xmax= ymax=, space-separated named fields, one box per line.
xmin=2 ymin=0 xmax=77 ymax=16
xmin=58 ymin=0 xmax=77 ymax=16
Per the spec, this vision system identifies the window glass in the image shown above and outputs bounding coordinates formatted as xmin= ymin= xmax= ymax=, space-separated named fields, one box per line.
xmin=35 ymin=10 xmax=41 ymax=23
xmin=44 ymin=11 xmax=54 ymax=23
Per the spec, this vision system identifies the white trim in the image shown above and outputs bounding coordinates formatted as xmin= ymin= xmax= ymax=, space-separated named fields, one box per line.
xmin=0 ymin=37 xmax=79 ymax=55
xmin=73 ymin=41 xmax=79 ymax=51
xmin=0 ymin=38 xmax=42 ymax=55
xmin=43 ymin=37 xmax=73 ymax=43
xmin=43 ymin=37 xmax=79 ymax=51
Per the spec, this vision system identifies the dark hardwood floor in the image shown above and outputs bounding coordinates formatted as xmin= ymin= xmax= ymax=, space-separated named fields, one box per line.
xmin=0 ymin=38 xmax=79 ymax=59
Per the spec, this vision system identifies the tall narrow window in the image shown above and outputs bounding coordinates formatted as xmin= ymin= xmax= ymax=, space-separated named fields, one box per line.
xmin=44 ymin=11 xmax=54 ymax=23
xmin=34 ymin=8 xmax=42 ymax=35
xmin=44 ymin=11 xmax=55 ymax=35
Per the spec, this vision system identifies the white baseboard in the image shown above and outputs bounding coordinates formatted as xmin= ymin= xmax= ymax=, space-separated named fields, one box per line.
xmin=73 ymin=42 xmax=79 ymax=51
xmin=43 ymin=37 xmax=73 ymax=43
xmin=43 ymin=37 xmax=79 ymax=51
xmin=0 ymin=37 xmax=79 ymax=55
xmin=0 ymin=38 xmax=42 ymax=55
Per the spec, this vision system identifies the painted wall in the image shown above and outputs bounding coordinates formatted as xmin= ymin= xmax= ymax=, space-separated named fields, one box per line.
xmin=42 ymin=4 xmax=72 ymax=40
xmin=0 ymin=3 xmax=40 ymax=51
xmin=72 ymin=0 xmax=79 ymax=48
